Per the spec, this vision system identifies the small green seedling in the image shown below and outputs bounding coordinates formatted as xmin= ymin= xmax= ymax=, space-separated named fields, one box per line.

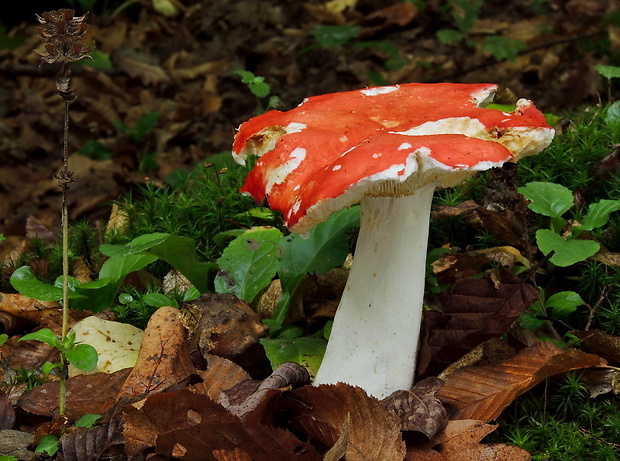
xmin=234 ymin=70 xmax=281 ymax=113
xmin=519 ymin=181 xmax=620 ymax=267
xmin=19 ymin=328 xmax=98 ymax=375
xmin=35 ymin=434 xmax=59 ymax=456
xmin=595 ymin=64 xmax=620 ymax=101
xmin=436 ymin=0 xmax=525 ymax=61
xmin=521 ymin=290 xmax=585 ymax=331
xmin=310 ymin=24 xmax=360 ymax=48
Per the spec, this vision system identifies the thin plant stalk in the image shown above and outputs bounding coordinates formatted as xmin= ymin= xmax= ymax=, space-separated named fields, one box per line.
xmin=35 ymin=8 xmax=94 ymax=418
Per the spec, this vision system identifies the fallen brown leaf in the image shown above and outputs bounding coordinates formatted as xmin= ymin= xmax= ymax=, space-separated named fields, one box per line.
xmin=116 ymin=306 xmax=197 ymax=404
xmin=382 ymin=377 xmax=448 ymax=438
xmin=60 ymin=419 xmax=124 ymax=461
xmin=574 ymin=329 xmax=620 ymax=364
xmin=436 ymin=340 xmax=606 ymax=421
xmin=405 ymin=419 xmax=531 ymax=460
xmin=419 ymin=270 xmax=539 ymax=376
xmin=19 ymin=368 xmax=131 ymax=421
xmin=284 ymin=383 xmax=406 ymax=461
xmin=190 ymin=354 xmax=252 ymax=401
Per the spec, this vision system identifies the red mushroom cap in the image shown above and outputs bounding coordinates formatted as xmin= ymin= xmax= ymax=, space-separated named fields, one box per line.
xmin=233 ymin=83 xmax=554 ymax=233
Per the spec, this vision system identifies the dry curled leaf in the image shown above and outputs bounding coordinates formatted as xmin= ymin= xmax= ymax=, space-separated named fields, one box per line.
xmin=220 ymin=362 xmax=310 ymax=421
xmin=436 ymin=340 xmax=606 ymax=421
xmin=284 ymin=383 xmax=406 ymax=461
xmin=405 ymin=419 xmax=531 ymax=460
xmin=382 ymin=377 xmax=447 ymax=438
xmin=60 ymin=419 xmax=124 ymax=461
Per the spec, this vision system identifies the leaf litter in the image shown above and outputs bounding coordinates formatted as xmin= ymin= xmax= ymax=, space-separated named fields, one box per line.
xmin=1 ymin=0 xmax=620 ymax=458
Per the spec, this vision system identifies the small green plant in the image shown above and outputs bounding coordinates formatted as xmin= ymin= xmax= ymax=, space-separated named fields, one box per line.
xmin=520 ymin=290 xmax=585 ymax=336
xmin=32 ymin=414 xmax=101 ymax=457
xmin=595 ymin=64 xmax=620 ymax=100
xmin=28 ymin=8 xmax=97 ymax=420
xmin=309 ymin=24 xmax=360 ymax=48
xmin=519 ymin=181 xmax=620 ymax=267
xmin=234 ymin=70 xmax=281 ymax=113
xmin=19 ymin=328 xmax=97 ymax=377
xmin=437 ymin=0 xmax=525 ymax=61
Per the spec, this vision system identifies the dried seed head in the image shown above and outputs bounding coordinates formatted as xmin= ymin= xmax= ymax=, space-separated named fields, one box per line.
xmin=35 ymin=9 xmax=94 ymax=65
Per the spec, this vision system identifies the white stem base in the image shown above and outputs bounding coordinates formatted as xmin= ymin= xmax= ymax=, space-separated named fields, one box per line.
xmin=313 ymin=184 xmax=436 ymax=399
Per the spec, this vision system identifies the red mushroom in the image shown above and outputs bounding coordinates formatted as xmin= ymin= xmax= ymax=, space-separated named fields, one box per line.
xmin=232 ymin=83 xmax=554 ymax=398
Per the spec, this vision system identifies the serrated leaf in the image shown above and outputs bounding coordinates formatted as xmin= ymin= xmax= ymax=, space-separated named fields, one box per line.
xmin=215 ymin=227 xmax=283 ymax=302
xmin=518 ymin=182 xmax=574 ymax=218
xmin=436 ymin=341 xmax=606 ymax=421
xmin=535 ymin=229 xmax=600 ymax=267
xmin=546 ymin=291 xmax=584 ymax=318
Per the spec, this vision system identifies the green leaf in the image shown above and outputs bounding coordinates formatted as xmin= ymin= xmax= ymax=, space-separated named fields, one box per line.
xmin=133 ymin=111 xmax=160 ymax=142
xmin=545 ymin=291 xmax=584 ymax=318
xmin=0 ymin=455 xmax=18 ymax=461
xmin=234 ymin=70 xmax=257 ymax=84
xmin=183 ymin=286 xmax=201 ymax=302
xmin=142 ymin=292 xmax=178 ymax=308
xmin=41 ymin=362 xmax=58 ymax=375
xmin=518 ymin=182 xmax=574 ymax=218
xmin=35 ymin=434 xmax=59 ymax=456
xmin=0 ymin=234 xmax=4 ymax=243
xmin=260 ymin=336 xmax=326 ymax=378
xmin=75 ymin=414 xmax=102 ymax=428
xmin=66 ymin=343 xmax=98 ymax=372
xmin=78 ymin=139 xmax=113 ymax=160
xmin=605 ymin=101 xmax=620 ymax=125
xmin=215 ymin=227 xmax=283 ymax=302
xmin=576 ymin=199 xmax=620 ymax=231
xmin=99 ymin=253 xmax=159 ymax=282
xmin=80 ymin=49 xmax=112 ymax=69
xmin=70 ymin=278 xmax=117 ymax=312
xmin=100 ymin=233 xmax=170 ymax=257
xmin=0 ymin=334 xmax=6 ymax=347
xmin=481 ymin=36 xmax=526 ymax=62
xmin=536 ymin=229 xmax=600 ymax=267
xmin=19 ymin=328 xmax=61 ymax=349
xmin=101 ymin=233 xmax=214 ymax=293
xmin=520 ymin=311 xmax=546 ymax=330
xmin=595 ymin=65 xmax=620 ymax=79
xmin=310 ymin=25 xmax=360 ymax=48
xmin=274 ymin=206 xmax=360 ymax=326
xmin=10 ymin=266 xmax=64 ymax=301
xmin=436 ymin=28 xmax=465 ymax=44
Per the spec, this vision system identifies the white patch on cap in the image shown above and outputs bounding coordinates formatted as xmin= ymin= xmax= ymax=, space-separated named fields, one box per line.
xmin=285 ymin=123 xmax=306 ymax=133
xmin=372 ymin=153 xmax=382 ymax=158
xmin=398 ymin=143 xmax=412 ymax=150
xmin=333 ymin=165 xmax=342 ymax=171
xmin=361 ymin=86 xmax=399 ymax=96
xmin=265 ymin=147 xmax=306 ymax=195
xmin=395 ymin=117 xmax=489 ymax=139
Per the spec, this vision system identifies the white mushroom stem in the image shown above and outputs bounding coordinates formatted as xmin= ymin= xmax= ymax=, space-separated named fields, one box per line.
xmin=314 ymin=182 xmax=437 ymax=399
